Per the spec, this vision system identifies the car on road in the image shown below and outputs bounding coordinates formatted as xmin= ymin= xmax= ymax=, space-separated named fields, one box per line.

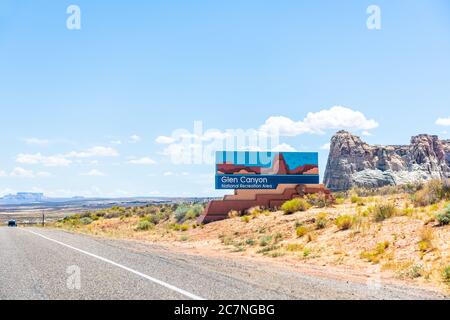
xmin=7 ymin=220 xmax=17 ymax=227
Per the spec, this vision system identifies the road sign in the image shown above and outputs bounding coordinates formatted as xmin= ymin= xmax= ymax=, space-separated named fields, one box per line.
xmin=215 ymin=151 xmax=320 ymax=190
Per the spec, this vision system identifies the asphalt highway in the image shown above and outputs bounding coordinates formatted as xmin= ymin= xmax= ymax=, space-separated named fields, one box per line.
xmin=0 ymin=227 xmax=445 ymax=300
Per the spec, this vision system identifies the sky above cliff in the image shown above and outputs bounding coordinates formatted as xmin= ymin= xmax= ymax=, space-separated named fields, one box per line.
xmin=1 ymin=0 xmax=450 ymax=198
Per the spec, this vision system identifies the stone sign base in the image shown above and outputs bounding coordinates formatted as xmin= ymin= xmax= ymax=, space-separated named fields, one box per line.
xmin=198 ymin=184 xmax=332 ymax=224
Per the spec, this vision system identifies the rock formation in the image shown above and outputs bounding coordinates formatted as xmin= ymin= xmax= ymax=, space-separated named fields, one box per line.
xmin=324 ymin=131 xmax=450 ymax=191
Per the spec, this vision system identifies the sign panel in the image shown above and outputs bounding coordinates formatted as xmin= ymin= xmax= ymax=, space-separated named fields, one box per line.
xmin=215 ymin=151 xmax=320 ymax=189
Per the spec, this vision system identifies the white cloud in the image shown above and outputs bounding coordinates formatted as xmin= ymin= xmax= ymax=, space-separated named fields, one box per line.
xmin=16 ymin=153 xmax=72 ymax=167
xmin=320 ymin=143 xmax=331 ymax=150
xmin=23 ymin=138 xmax=50 ymax=146
xmin=271 ymin=143 xmax=296 ymax=152
xmin=127 ymin=157 xmax=157 ymax=165
xmin=10 ymin=167 xmax=50 ymax=179
xmin=36 ymin=171 xmax=52 ymax=177
xmin=66 ymin=146 xmax=119 ymax=158
xmin=260 ymin=106 xmax=379 ymax=136
xmin=11 ymin=167 xmax=34 ymax=178
xmin=0 ymin=170 xmax=7 ymax=177
xmin=163 ymin=171 xmax=174 ymax=176
xmin=16 ymin=146 xmax=119 ymax=168
xmin=156 ymin=136 xmax=176 ymax=144
xmin=436 ymin=117 xmax=450 ymax=126
xmin=80 ymin=169 xmax=106 ymax=177
xmin=129 ymin=134 xmax=142 ymax=143
xmin=156 ymin=106 xmax=378 ymax=165
xmin=110 ymin=140 xmax=122 ymax=145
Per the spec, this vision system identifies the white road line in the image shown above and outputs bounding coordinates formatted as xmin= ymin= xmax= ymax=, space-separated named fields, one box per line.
xmin=21 ymin=228 xmax=205 ymax=300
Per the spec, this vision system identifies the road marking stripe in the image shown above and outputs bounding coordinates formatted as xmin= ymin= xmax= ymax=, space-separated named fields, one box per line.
xmin=21 ymin=228 xmax=205 ymax=300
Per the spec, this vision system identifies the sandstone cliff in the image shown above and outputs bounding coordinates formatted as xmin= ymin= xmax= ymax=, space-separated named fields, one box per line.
xmin=324 ymin=131 xmax=450 ymax=191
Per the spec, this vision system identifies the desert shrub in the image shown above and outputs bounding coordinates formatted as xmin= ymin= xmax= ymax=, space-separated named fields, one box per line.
xmin=315 ymin=213 xmax=328 ymax=229
xmin=247 ymin=206 xmax=263 ymax=217
xmin=80 ymin=217 xmax=93 ymax=225
xmin=407 ymin=263 xmax=425 ymax=279
xmin=80 ymin=211 xmax=92 ymax=218
xmin=281 ymin=198 xmax=312 ymax=215
xmin=350 ymin=195 xmax=365 ymax=206
xmin=370 ymin=202 xmax=397 ymax=222
xmin=179 ymin=224 xmax=189 ymax=231
xmin=294 ymin=221 xmax=303 ymax=228
xmin=401 ymin=203 xmax=415 ymax=217
xmin=135 ymin=220 xmax=153 ymax=231
xmin=335 ymin=215 xmax=354 ymax=230
xmin=442 ymin=266 xmax=450 ymax=282
xmin=103 ymin=206 xmax=126 ymax=219
xmin=412 ymin=179 xmax=448 ymax=207
xmin=241 ymin=216 xmax=251 ymax=223
xmin=436 ymin=205 xmax=450 ymax=226
xmin=306 ymin=193 xmax=333 ymax=208
xmin=245 ymin=239 xmax=256 ymax=246
xmin=286 ymin=243 xmax=304 ymax=252
xmin=174 ymin=205 xmax=191 ymax=222
xmin=257 ymin=245 xmax=280 ymax=255
xmin=420 ymin=226 xmax=434 ymax=242
xmin=360 ymin=241 xmax=390 ymax=263
xmin=296 ymin=226 xmax=308 ymax=238
xmin=171 ymin=223 xmax=189 ymax=231
xmin=274 ymin=232 xmax=284 ymax=243
xmin=228 ymin=210 xmax=240 ymax=218
xmin=334 ymin=192 xmax=347 ymax=200
xmin=418 ymin=226 xmax=434 ymax=253
xmin=302 ymin=247 xmax=312 ymax=257
xmin=146 ymin=213 xmax=166 ymax=225
xmin=175 ymin=204 xmax=203 ymax=222
xmin=259 ymin=236 xmax=273 ymax=247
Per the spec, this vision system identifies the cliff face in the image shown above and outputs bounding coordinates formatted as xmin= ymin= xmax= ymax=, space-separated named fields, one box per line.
xmin=324 ymin=131 xmax=450 ymax=191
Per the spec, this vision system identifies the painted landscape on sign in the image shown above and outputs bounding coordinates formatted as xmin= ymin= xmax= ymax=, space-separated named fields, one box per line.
xmin=216 ymin=152 xmax=319 ymax=176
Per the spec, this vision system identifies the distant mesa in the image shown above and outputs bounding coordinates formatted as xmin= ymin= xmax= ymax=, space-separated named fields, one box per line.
xmin=217 ymin=153 xmax=319 ymax=176
xmin=0 ymin=192 xmax=46 ymax=204
xmin=324 ymin=130 xmax=450 ymax=191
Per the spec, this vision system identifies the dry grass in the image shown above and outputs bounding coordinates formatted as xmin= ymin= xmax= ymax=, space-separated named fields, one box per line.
xmin=51 ymin=191 xmax=450 ymax=294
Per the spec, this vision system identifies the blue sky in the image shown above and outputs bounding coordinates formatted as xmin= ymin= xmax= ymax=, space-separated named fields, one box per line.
xmin=0 ymin=0 xmax=450 ymax=197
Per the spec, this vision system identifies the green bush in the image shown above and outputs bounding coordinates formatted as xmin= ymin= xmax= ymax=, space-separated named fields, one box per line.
xmin=296 ymin=226 xmax=308 ymax=238
xmin=175 ymin=204 xmax=203 ymax=222
xmin=442 ymin=265 xmax=450 ymax=282
xmin=315 ymin=213 xmax=328 ymax=229
xmin=335 ymin=215 xmax=354 ymax=230
xmin=281 ymin=198 xmax=312 ymax=215
xmin=412 ymin=179 xmax=448 ymax=207
xmin=350 ymin=195 xmax=364 ymax=205
xmin=306 ymin=193 xmax=333 ymax=208
xmin=370 ymin=202 xmax=397 ymax=222
xmin=259 ymin=236 xmax=273 ymax=247
xmin=135 ymin=220 xmax=153 ymax=231
xmin=80 ymin=217 xmax=93 ymax=225
xmin=436 ymin=205 xmax=450 ymax=226
xmin=360 ymin=241 xmax=390 ymax=264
